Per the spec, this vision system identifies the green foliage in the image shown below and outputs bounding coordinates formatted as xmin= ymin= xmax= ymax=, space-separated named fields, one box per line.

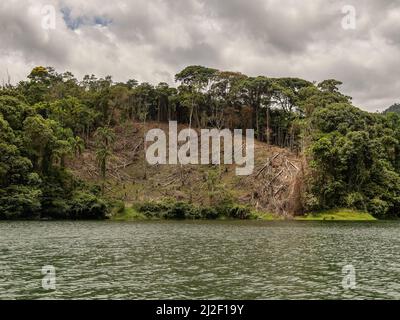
xmin=198 ymin=207 xmax=219 ymax=220
xmin=112 ymin=200 xmax=126 ymax=215
xmin=68 ymin=191 xmax=108 ymax=220
xmin=367 ymin=198 xmax=390 ymax=217
xmin=165 ymin=202 xmax=193 ymax=219
xmin=0 ymin=185 xmax=42 ymax=219
xmin=136 ymin=200 xmax=251 ymax=220
xmin=224 ymin=204 xmax=252 ymax=219
xmin=344 ymin=192 xmax=365 ymax=210
xmin=136 ymin=200 xmax=172 ymax=219
xmin=307 ymin=102 xmax=400 ymax=217
xmin=0 ymin=96 xmax=33 ymax=130
xmin=0 ymin=68 xmax=109 ymax=220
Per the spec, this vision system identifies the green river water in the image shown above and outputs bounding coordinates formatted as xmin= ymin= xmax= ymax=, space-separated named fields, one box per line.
xmin=1 ymin=220 xmax=400 ymax=299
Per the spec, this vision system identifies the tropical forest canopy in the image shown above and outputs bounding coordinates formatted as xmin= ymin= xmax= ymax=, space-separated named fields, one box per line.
xmin=1 ymin=65 xmax=400 ymax=219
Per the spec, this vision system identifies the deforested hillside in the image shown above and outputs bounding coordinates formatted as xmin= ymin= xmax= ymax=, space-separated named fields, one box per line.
xmin=69 ymin=121 xmax=305 ymax=217
xmin=1 ymin=65 xmax=400 ymax=220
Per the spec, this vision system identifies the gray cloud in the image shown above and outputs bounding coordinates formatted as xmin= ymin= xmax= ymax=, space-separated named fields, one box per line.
xmin=0 ymin=0 xmax=399 ymax=111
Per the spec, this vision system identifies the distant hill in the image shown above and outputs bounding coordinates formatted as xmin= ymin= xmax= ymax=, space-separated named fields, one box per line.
xmin=384 ymin=103 xmax=400 ymax=114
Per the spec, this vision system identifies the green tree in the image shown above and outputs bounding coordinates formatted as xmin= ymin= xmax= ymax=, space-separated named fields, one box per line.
xmin=94 ymin=127 xmax=116 ymax=193
xmin=175 ymin=65 xmax=218 ymax=128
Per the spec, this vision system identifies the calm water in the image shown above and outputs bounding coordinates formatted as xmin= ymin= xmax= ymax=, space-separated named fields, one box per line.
xmin=1 ymin=220 xmax=400 ymax=300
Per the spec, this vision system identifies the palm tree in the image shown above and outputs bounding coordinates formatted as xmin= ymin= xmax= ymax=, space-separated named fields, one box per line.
xmin=96 ymin=147 xmax=112 ymax=181
xmin=94 ymin=127 xmax=116 ymax=194
xmin=94 ymin=126 xmax=116 ymax=148
xmin=68 ymin=136 xmax=85 ymax=157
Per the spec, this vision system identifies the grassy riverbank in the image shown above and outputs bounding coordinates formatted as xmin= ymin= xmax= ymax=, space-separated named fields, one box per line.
xmin=294 ymin=209 xmax=377 ymax=221
xmin=254 ymin=208 xmax=376 ymax=221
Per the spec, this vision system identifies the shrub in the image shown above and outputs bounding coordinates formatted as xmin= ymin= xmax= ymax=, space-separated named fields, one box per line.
xmin=345 ymin=192 xmax=366 ymax=210
xmin=302 ymin=192 xmax=320 ymax=212
xmin=113 ymin=200 xmax=125 ymax=214
xmin=199 ymin=207 xmax=220 ymax=220
xmin=136 ymin=200 xmax=252 ymax=220
xmin=41 ymin=198 xmax=70 ymax=219
xmin=0 ymin=186 xmax=41 ymax=219
xmin=225 ymin=205 xmax=251 ymax=219
xmin=166 ymin=202 xmax=191 ymax=220
xmin=137 ymin=201 xmax=171 ymax=218
xmin=367 ymin=198 xmax=389 ymax=217
xmin=68 ymin=191 xmax=108 ymax=220
xmin=0 ymin=185 xmax=41 ymax=219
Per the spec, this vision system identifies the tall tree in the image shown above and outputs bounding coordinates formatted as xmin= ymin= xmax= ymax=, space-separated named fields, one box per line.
xmin=94 ymin=127 xmax=116 ymax=194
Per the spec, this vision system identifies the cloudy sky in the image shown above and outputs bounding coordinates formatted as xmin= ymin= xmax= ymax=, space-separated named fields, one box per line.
xmin=0 ymin=0 xmax=399 ymax=111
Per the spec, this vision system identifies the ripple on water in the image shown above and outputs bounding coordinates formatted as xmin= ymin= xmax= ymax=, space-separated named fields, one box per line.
xmin=1 ymin=220 xmax=400 ymax=299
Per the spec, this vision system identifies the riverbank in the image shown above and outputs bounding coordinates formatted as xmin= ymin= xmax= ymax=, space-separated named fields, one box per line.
xmin=111 ymin=206 xmax=377 ymax=221
xmin=293 ymin=209 xmax=377 ymax=221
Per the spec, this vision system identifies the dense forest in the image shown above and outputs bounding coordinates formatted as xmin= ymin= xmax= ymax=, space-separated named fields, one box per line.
xmin=1 ymin=65 xmax=400 ymax=219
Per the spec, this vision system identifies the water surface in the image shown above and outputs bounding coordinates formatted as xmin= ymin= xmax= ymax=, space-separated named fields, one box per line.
xmin=1 ymin=220 xmax=400 ymax=299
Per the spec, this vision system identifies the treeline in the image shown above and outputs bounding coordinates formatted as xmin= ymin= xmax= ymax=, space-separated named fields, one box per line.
xmin=1 ymin=65 xmax=400 ymax=218
xmin=8 ymin=66 xmax=352 ymax=150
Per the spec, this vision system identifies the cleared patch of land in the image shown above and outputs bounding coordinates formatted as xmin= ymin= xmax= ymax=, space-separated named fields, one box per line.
xmin=70 ymin=121 xmax=304 ymax=217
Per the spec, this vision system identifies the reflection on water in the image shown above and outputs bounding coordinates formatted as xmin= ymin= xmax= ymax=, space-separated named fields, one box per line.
xmin=1 ymin=220 xmax=400 ymax=299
